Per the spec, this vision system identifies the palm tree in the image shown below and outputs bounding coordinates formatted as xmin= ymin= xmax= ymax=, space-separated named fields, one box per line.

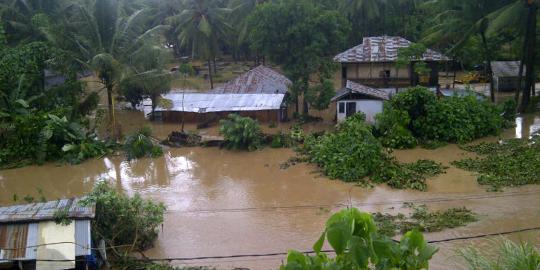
xmin=228 ymin=0 xmax=266 ymax=63
xmin=486 ymin=0 xmax=537 ymax=110
xmin=0 ymin=0 xmax=61 ymax=44
xmin=171 ymin=0 xmax=231 ymax=89
xmin=422 ymin=0 xmax=512 ymax=103
xmin=55 ymin=0 xmax=167 ymax=138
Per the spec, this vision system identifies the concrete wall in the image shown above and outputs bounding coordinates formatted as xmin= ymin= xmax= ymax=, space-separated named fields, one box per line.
xmin=336 ymin=99 xmax=384 ymax=123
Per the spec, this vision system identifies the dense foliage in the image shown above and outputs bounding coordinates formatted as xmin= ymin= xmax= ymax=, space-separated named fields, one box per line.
xmin=248 ymin=0 xmax=350 ymax=114
xmin=375 ymin=87 xmax=513 ymax=148
xmin=301 ymin=114 xmax=445 ymax=190
xmin=82 ymin=181 xmax=166 ymax=253
xmin=304 ymin=114 xmax=384 ymax=181
xmin=124 ymin=127 xmax=163 ymax=160
xmin=281 ymin=208 xmax=438 ymax=270
xmin=453 ymin=135 xmax=540 ymax=190
xmin=219 ymin=114 xmax=262 ymax=151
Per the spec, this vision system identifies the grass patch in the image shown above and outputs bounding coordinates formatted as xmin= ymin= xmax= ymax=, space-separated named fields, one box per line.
xmin=373 ymin=204 xmax=478 ymax=237
xmin=452 ymin=136 xmax=540 ymax=190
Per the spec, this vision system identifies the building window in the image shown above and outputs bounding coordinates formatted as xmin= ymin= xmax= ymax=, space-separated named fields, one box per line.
xmin=338 ymin=102 xmax=345 ymax=113
xmin=380 ymin=70 xmax=391 ymax=78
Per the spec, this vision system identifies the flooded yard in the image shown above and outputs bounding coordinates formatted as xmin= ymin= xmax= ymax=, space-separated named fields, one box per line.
xmin=1 ymin=111 xmax=540 ymax=269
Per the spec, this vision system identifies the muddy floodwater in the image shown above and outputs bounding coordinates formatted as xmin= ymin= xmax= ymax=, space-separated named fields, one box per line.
xmin=1 ymin=111 xmax=540 ymax=269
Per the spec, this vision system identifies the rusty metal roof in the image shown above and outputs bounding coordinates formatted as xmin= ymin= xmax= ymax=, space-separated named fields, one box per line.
xmin=332 ymin=80 xmax=391 ymax=101
xmin=335 ymin=36 xmax=449 ymax=63
xmin=491 ymin=61 xmax=523 ymax=77
xmin=211 ymin=65 xmax=291 ymax=94
xmin=0 ymin=198 xmax=95 ymax=224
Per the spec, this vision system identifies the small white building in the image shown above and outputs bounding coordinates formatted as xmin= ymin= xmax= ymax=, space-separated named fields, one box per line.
xmin=332 ymin=80 xmax=393 ymax=123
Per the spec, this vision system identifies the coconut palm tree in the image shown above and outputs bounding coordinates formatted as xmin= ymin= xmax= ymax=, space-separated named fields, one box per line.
xmin=55 ymin=0 xmax=167 ymax=137
xmin=0 ymin=0 xmax=61 ymax=44
xmin=171 ymin=0 xmax=231 ymax=89
xmin=485 ymin=0 xmax=537 ymax=110
xmin=422 ymin=0 xmax=513 ymax=103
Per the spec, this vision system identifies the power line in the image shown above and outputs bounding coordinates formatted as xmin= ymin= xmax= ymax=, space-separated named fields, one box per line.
xmin=4 ymin=226 xmax=540 ymax=263
xmin=166 ymin=190 xmax=540 ymax=214
xmin=115 ymin=225 xmax=540 ymax=263
xmin=2 ymin=190 xmax=538 ymax=217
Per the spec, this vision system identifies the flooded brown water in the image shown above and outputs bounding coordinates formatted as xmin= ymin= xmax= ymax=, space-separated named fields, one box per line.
xmin=1 ymin=111 xmax=540 ymax=269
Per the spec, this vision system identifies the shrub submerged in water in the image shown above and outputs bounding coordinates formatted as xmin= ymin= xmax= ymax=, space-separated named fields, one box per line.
xmin=81 ymin=181 xmax=166 ymax=253
xmin=304 ymin=113 xmax=385 ymax=181
xmin=124 ymin=127 xmax=163 ymax=160
xmin=301 ymin=113 xmax=445 ymax=190
xmin=219 ymin=114 xmax=262 ymax=151
xmin=375 ymin=87 xmax=514 ymax=148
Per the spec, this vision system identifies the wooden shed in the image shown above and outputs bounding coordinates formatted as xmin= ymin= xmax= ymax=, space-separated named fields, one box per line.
xmin=0 ymin=198 xmax=96 ymax=270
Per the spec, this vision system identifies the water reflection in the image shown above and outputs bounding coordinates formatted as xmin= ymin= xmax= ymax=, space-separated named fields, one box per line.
xmin=1 ymin=112 xmax=540 ymax=270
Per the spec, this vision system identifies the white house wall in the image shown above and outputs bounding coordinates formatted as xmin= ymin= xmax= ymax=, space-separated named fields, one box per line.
xmin=337 ymin=100 xmax=384 ymax=123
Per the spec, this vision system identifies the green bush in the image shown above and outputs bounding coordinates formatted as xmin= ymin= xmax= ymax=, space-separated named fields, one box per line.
xmin=303 ymin=113 xmax=385 ymax=181
xmin=301 ymin=114 xmax=445 ymax=190
xmin=376 ymin=86 xmax=510 ymax=147
xmin=0 ymin=112 xmax=113 ymax=167
xmin=281 ymin=208 xmax=438 ymax=270
xmin=374 ymin=103 xmax=417 ymax=149
xmin=219 ymin=114 xmax=262 ymax=151
xmin=81 ymin=182 xmax=166 ymax=252
xmin=124 ymin=127 xmax=163 ymax=160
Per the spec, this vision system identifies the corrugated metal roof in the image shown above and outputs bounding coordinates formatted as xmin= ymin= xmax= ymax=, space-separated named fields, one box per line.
xmin=210 ymin=65 xmax=291 ymax=94
xmin=491 ymin=61 xmax=523 ymax=77
xmin=335 ymin=36 xmax=449 ymax=63
xmin=152 ymin=93 xmax=285 ymax=113
xmin=332 ymin=81 xmax=391 ymax=101
xmin=0 ymin=198 xmax=95 ymax=224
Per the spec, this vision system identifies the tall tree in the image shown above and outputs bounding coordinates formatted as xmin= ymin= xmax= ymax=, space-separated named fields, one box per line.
xmin=248 ymin=0 xmax=350 ymax=115
xmin=171 ymin=0 xmax=231 ymax=89
xmin=55 ymin=0 xmax=167 ymax=138
xmin=422 ymin=0 xmax=512 ymax=103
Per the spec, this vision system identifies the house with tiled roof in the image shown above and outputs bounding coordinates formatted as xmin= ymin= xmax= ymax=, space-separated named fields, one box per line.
xmin=335 ymin=36 xmax=450 ymax=88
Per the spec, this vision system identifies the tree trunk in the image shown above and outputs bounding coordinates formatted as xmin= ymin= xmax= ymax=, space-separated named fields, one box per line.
xmin=302 ymin=79 xmax=309 ymax=115
xmin=106 ymin=82 xmax=116 ymax=138
xmin=480 ymin=32 xmax=495 ymax=103
xmin=521 ymin=1 xmax=537 ymax=111
xmin=208 ymin=59 xmax=214 ymax=89
xmin=516 ymin=37 xmax=527 ymax=103
xmin=213 ymin=57 xmax=217 ymax=75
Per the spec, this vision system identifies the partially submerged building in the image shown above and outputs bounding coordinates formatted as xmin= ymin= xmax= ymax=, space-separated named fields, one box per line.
xmin=335 ymin=36 xmax=449 ymax=88
xmin=0 ymin=198 xmax=95 ymax=270
xmin=148 ymin=65 xmax=292 ymax=123
xmin=491 ymin=61 xmax=523 ymax=91
xmin=332 ymin=80 xmax=392 ymax=123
